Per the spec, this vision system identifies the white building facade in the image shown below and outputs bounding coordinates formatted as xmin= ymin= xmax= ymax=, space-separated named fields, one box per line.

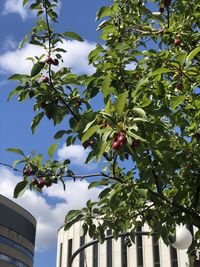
xmin=56 ymin=221 xmax=189 ymax=267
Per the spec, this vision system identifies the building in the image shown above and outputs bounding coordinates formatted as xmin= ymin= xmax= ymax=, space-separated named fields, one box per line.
xmin=0 ymin=195 xmax=36 ymax=267
xmin=56 ymin=221 xmax=190 ymax=267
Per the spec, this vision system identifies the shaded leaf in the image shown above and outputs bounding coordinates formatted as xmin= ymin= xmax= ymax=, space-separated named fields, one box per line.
xmin=54 ymin=130 xmax=67 ymax=139
xmin=31 ymin=112 xmax=44 ymax=134
xmin=81 ymin=125 xmax=100 ymax=144
xmin=31 ymin=62 xmax=45 ymax=77
xmin=62 ymin=32 xmax=84 ymax=42
xmin=14 ymin=181 xmax=29 ymax=198
xmin=102 ymin=71 xmax=111 ymax=97
xmin=171 ymin=95 xmax=186 ymax=110
xmin=115 ymin=91 xmax=128 ymax=117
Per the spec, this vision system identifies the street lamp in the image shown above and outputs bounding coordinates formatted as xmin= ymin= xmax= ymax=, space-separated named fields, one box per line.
xmin=171 ymin=225 xmax=193 ymax=250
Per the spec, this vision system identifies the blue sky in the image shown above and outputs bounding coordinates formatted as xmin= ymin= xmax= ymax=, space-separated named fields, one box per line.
xmin=0 ymin=0 xmax=108 ymax=266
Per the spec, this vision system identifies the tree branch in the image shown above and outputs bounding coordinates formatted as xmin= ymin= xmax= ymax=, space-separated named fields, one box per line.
xmin=0 ymin=162 xmax=22 ymax=173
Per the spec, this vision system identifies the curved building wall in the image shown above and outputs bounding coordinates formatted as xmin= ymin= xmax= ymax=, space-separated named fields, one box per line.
xmin=57 ymin=221 xmax=189 ymax=267
xmin=0 ymin=195 xmax=36 ymax=267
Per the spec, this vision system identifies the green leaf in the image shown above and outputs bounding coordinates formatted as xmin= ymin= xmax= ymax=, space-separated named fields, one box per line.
xmin=81 ymin=125 xmax=100 ymax=144
xmin=65 ymin=210 xmax=82 ymax=222
xmin=48 ymin=143 xmax=58 ymax=158
xmin=133 ymin=108 xmax=147 ymax=119
xmin=14 ymin=181 xmax=29 ymax=198
xmin=102 ymin=71 xmax=111 ymax=97
xmin=8 ymin=74 xmax=30 ymax=80
xmin=31 ymin=112 xmax=44 ymax=134
xmin=54 ymin=130 xmax=67 ymax=139
xmin=13 ymin=159 xmax=27 ymax=168
xmin=96 ymin=6 xmax=110 ymax=20
xmin=64 ymin=214 xmax=84 ymax=231
xmin=23 ymin=0 xmax=29 ymax=6
xmin=132 ymin=77 xmax=148 ymax=99
xmin=7 ymin=86 xmax=23 ymax=101
xmin=19 ymin=32 xmax=32 ymax=49
xmin=62 ymin=32 xmax=84 ymax=42
xmin=98 ymin=188 xmax=111 ymax=199
xmin=115 ymin=91 xmax=128 ymax=117
xmin=31 ymin=62 xmax=45 ymax=77
xmin=88 ymin=181 xmax=101 ymax=189
xmin=186 ymin=46 xmax=200 ymax=64
xmin=6 ymin=148 xmax=25 ymax=156
xmin=171 ymin=95 xmax=186 ymax=110
xmin=148 ymin=68 xmax=173 ymax=77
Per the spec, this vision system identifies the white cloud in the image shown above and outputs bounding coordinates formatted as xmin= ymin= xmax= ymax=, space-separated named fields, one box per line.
xmin=3 ymin=0 xmax=61 ymax=20
xmin=0 ymin=166 xmax=101 ymax=251
xmin=0 ymin=40 xmax=95 ymax=75
xmin=3 ymin=0 xmax=28 ymax=19
xmin=57 ymin=144 xmax=90 ymax=165
xmin=2 ymin=35 xmax=17 ymax=51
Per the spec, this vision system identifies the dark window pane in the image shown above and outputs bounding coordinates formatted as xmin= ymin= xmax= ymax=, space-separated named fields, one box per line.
xmin=93 ymin=242 xmax=98 ymax=267
xmin=0 ymin=235 xmax=33 ymax=260
xmin=80 ymin=236 xmax=85 ymax=267
xmin=67 ymin=239 xmax=73 ymax=266
xmin=136 ymin=227 xmax=143 ymax=267
xmin=170 ymin=246 xmax=178 ymax=267
xmin=0 ymin=253 xmax=29 ymax=267
xmin=59 ymin=243 xmax=63 ymax=267
xmin=107 ymin=230 xmax=112 ymax=267
xmin=152 ymin=236 xmax=160 ymax=267
xmin=121 ymin=236 xmax=127 ymax=267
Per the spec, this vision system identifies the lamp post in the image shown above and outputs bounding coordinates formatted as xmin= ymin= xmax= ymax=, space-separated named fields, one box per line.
xmin=67 ymin=231 xmax=155 ymax=267
xmin=67 ymin=226 xmax=195 ymax=267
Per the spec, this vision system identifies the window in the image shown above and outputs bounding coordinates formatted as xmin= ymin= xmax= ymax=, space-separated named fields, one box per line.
xmin=136 ymin=227 xmax=143 ymax=267
xmin=170 ymin=246 xmax=178 ymax=267
xmin=152 ymin=236 xmax=160 ymax=267
xmin=106 ymin=230 xmax=112 ymax=267
xmin=93 ymin=242 xmax=98 ymax=267
xmin=121 ymin=236 xmax=127 ymax=267
xmin=79 ymin=236 xmax=85 ymax=267
xmin=0 ymin=253 xmax=29 ymax=267
xmin=59 ymin=243 xmax=62 ymax=267
xmin=0 ymin=235 xmax=33 ymax=260
xmin=67 ymin=239 xmax=73 ymax=266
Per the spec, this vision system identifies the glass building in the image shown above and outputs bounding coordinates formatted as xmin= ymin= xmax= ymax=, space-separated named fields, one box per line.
xmin=56 ymin=221 xmax=189 ymax=267
xmin=0 ymin=195 xmax=36 ymax=267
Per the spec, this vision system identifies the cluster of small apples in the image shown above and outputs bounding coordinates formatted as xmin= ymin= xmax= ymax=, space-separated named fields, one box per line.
xmin=174 ymin=37 xmax=181 ymax=47
xmin=23 ymin=167 xmax=54 ymax=189
xmin=163 ymin=0 xmax=171 ymax=7
xmin=112 ymin=132 xmax=127 ymax=150
xmin=45 ymin=56 xmax=59 ymax=66
xmin=131 ymin=139 xmax=140 ymax=149
xmin=31 ymin=177 xmax=52 ymax=189
xmin=42 ymin=76 xmax=49 ymax=83
xmin=159 ymin=0 xmax=171 ymax=13
xmin=23 ymin=167 xmax=36 ymax=176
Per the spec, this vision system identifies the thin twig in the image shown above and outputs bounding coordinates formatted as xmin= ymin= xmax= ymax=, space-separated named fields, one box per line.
xmin=0 ymin=162 xmax=22 ymax=172
xmin=43 ymin=0 xmax=79 ymax=122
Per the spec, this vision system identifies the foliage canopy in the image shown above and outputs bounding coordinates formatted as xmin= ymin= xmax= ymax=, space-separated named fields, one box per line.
xmin=7 ymin=0 xmax=200 ymax=254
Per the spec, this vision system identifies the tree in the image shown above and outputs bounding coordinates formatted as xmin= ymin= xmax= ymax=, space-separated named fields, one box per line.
xmin=6 ymin=0 xmax=200 ymax=258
